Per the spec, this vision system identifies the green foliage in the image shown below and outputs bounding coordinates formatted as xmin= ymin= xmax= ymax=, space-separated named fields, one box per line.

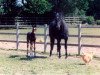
xmin=0 ymin=0 xmax=3 ymax=3
xmin=49 ymin=0 xmax=89 ymax=16
xmin=96 ymin=20 xmax=100 ymax=25
xmin=26 ymin=0 xmax=52 ymax=14
xmin=86 ymin=16 xmax=95 ymax=24
xmin=75 ymin=0 xmax=89 ymax=16
xmin=0 ymin=51 xmax=100 ymax=75
xmin=0 ymin=6 xmax=4 ymax=14
xmin=0 ymin=0 xmax=4 ymax=14
xmin=0 ymin=0 xmax=91 ymax=16
xmin=76 ymin=0 xmax=89 ymax=10
xmin=87 ymin=0 xmax=100 ymax=19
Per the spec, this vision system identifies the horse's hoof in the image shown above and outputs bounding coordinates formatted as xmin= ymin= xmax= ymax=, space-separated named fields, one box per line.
xmin=29 ymin=56 xmax=34 ymax=59
xmin=58 ymin=56 xmax=61 ymax=58
xmin=49 ymin=54 xmax=52 ymax=57
xmin=65 ymin=56 xmax=68 ymax=59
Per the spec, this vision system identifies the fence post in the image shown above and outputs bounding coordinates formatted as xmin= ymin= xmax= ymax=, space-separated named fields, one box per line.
xmin=44 ymin=24 xmax=48 ymax=52
xmin=78 ymin=24 xmax=81 ymax=55
xmin=16 ymin=22 xmax=19 ymax=50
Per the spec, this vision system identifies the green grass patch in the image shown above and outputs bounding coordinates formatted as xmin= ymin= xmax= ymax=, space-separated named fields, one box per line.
xmin=0 ymin=50 xmax=100 ymax=75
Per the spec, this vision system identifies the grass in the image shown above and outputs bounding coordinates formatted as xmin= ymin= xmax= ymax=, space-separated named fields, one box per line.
xmin=0 ymin=27 xmax=100 ymax=75
xmin=0 ymin=50 xmax=100 ymax=75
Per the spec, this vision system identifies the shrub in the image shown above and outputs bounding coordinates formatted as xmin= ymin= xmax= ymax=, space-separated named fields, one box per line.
xmin=81 ymin=19 xmax=87 ymax=24
xmin=86 ymin=16 xmax=95 ymax=25
xmin=96 ymin=20 xmax=100 ymax=25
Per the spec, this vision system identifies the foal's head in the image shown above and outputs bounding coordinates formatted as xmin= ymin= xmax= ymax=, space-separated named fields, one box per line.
xmin=32 ymin=27 xmax=36 ymax=33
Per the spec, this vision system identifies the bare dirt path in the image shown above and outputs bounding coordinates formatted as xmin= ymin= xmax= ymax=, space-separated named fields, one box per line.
xmin=0 ymin=42 xmax=100 ymax=57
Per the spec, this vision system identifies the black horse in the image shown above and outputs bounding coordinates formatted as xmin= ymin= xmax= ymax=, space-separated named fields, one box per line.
xmin=49 ymin=12 xmax=69 ymax=58
xmin=27 ymin=27 xmax=36 ymax=57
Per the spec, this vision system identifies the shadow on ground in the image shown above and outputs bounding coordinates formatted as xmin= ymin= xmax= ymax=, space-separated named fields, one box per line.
xmin=9 ymin=55 xmax=47 ymax=61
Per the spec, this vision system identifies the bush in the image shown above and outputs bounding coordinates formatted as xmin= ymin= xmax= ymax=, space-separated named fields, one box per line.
xmin=82 ymin=19 xmax=87 ymax=24
xmin=96 ymin=20 xmax=100 ymax=25
xmin=86 ymin=16 xmax=95 ymax=25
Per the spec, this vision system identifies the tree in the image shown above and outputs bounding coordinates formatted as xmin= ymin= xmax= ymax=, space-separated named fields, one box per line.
xmin=86 ymin=0 xmax=94 ymax=16
xmin=1 ymin=0 xmax=90 ymax=16
xmin=25 ymin=0 xmax=52 ymax=14
xmin=0 ymin=0 xmax=27 ymax=15
xmin=0 ymin=0 xmax=4 ymax=14
xmin=94 ymin=0 xmax=100 ymax=13
xmin=2 ymin=0 xmax=52 ymax=15
xmin=87 ymin=0 xmax=100 ymax=19
xmin=49 ymin=0 xmax=89 ymax=16
xmin=1 ymin=0 xmax=16 ymax=14
xmin=94 ymin=0 xmax=100 ymax=19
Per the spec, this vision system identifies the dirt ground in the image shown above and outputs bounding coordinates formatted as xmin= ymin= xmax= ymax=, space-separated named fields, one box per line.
xmin=0 ymin=42 xmax=100 ymax=57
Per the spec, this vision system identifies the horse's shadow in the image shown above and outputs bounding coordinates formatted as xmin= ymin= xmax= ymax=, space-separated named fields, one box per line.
xmin=9 ymin=55 xmax=47 ymax=61
xmin=78 ymin=63 xmax=86 ymax=65
xmin=20 ymin=55 xmax=47 ymax=60
xmin=9 ymin=55 xmax=19 ymax=58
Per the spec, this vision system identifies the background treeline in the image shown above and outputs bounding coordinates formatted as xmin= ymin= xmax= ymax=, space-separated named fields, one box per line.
xmin=0 ymin=0 xmax=100 ymax=25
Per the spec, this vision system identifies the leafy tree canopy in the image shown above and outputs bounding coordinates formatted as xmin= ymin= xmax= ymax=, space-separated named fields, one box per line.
xmin=24 ymin=0 xmax=52 ymax=14
xmin=49 ymin=0 xmax=89 ymax=16
xmin=0 ymin=0 xmax=91 ymax=16
xmin=0 ymin=0 xmax=4 ymax=14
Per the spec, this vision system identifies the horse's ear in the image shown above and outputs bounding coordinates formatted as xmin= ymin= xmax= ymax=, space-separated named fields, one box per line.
xmin=32 ymin=26 xmax=36 ymax=29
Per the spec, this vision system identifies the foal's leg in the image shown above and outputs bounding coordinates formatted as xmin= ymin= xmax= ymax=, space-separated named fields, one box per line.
xmin=57 ymin=39 xmax=61 ymax=58
xmin=30 ymin=42 xmax=33 ymax=57
xmin=33 ymin=40 xmax=36 ymax=56
xmin=65 ymin=37 xmax=68 ymax=58
xmin=50 ymin=38 xmax=55 ymax=57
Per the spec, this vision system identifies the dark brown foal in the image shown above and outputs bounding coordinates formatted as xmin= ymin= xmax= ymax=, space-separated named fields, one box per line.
xmin=27 ymin=27 xmax=36 ymax=57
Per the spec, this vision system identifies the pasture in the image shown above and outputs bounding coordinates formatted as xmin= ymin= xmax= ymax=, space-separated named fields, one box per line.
xmin=0 ymin=49 xmax=100 ymax=75
xmin=0 ymin=27 xmax=100 ymax=75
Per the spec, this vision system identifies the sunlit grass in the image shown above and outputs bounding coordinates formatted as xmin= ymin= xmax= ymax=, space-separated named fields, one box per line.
xmin=0 ymin=51 xmax=100 ymax=75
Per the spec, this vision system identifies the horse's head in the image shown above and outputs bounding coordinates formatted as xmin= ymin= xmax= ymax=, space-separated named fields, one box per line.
xmin=32 ymin=27 xmax=36 ymax=33
xmin=55 ymin=12 xmax=62 ymax=30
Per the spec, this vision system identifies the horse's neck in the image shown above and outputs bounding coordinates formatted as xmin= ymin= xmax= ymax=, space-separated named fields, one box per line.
xmin=51 ymin=19 xmax=56 ymax=25
xmin=31 ymin=31 xmax=34 ymax=34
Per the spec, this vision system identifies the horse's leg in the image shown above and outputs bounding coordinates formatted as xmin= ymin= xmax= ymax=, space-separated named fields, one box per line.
xmin=65 ymin=37 xmax=68 ymax=58
xmin=27 ymin=42 xmax=29 ymax=56
xmin=27 ymin=36 xmax=30 ymax=57
xmin=30 ymin=42 xmax=33 ymax=57
xmin=33 ymin=40 xmax=36 ymax=56
xmin=57 ymin=39 xmax=61 ymax=58
xmin=27 ymin=34 xmax=30 ymax=57
xmin=50 ymin=37 xmax=55 ymax=57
